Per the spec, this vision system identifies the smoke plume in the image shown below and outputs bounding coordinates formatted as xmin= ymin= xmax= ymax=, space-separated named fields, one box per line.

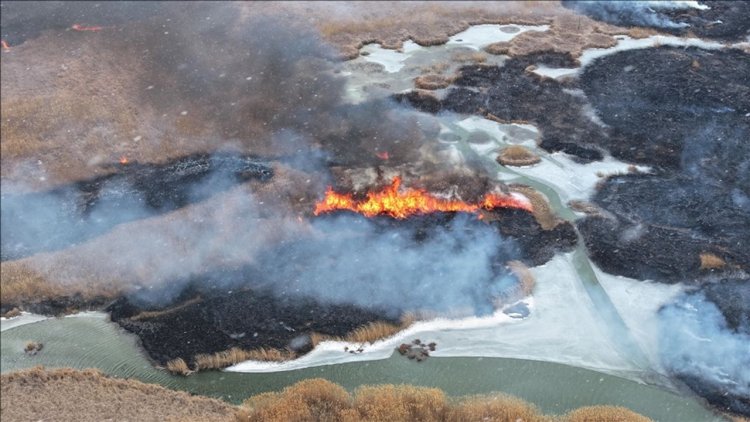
xmin=563 ymin=1 xmax=707 ymax=29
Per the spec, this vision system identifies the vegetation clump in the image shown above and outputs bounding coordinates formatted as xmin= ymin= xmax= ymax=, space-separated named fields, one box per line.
xmin=497 ymin=145 xmax=541 ymax=167
xmin=414 ymin=74 xmax=453 ymax=90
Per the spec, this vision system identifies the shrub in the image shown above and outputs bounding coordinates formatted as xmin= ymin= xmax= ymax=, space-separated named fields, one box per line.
xmin=562 ymin=405 xmax=652 ymax=422
xmin=447 ymin=394 xmax=547 ymax=422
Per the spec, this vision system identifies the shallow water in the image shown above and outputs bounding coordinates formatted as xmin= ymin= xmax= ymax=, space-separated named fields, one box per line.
xmin=0 ymin=314 xmax=725 ymax=420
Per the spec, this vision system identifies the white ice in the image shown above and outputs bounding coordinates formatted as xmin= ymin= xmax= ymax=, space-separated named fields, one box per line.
xmin=446 ymin=24 xmax=550 ymax=50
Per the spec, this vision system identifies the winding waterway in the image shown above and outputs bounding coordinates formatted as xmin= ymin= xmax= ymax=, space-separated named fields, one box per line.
xmin=0 ymin=313 xmax=724 ymax=421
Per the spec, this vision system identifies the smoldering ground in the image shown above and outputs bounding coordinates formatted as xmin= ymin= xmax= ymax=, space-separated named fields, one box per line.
xmin=659 ymin=279 xmax=750 ymax=416
xmin=1 ymin=2 xmax=526 ymax=319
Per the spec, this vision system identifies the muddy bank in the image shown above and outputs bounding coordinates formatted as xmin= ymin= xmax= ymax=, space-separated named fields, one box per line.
xmin=1 ymin=152 xmax=273 ymax=261
xmin=659 ymin=279 xmax=750 ymax=417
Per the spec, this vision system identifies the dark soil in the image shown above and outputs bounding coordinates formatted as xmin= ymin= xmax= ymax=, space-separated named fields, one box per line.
xmin=108 ymin=281 xmax=395 ymax=367
xmin=563 ymin=1 xmax=750 ymax=42
xmin=0 ymin=152 xmax=273 ymax=261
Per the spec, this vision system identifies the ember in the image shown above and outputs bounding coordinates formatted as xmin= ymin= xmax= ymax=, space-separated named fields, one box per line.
xmin=119 ymin=156 xmax=129 ymax=165
xmin=1 ymin=40 xmax=10 ymax=52
xmin=314 ymin=176 xmax=532 ymax=219
xmin=71 ymin=23 xmax=104 ymax=32
xmin=375 ymin=151 xmax=390 ymax=160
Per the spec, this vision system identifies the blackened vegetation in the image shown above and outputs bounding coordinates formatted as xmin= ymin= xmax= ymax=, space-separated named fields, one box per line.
xmin=396 ymin=53 xmax=606 ymax=162
xmin=108 ymin=282 xmax=395 ymax=368
xmin=109 ymin=209 xmax=574 ymax=367
xmin=486 ymin=208 xmax=578 ymax=267
xmin=563 ymin=1 xmax=750 ymax=42
xmin=578 ymin=47 xmax=750 ymax=283
xmin=0 ymin=152 xmax=273 ymax=261
xmin=580 ymin=47 xmax=750 ymax=169
xmin=659 ymin=279 xmax=750 ymax=416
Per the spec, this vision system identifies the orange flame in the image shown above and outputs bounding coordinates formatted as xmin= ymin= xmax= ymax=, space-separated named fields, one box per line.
xmin=314 ymin=176 xmax=532 ymax=219
xmin=375 ymin=151 xmax=389 ymax=160
xmin=1 ymin=40 xmax=10 ymax=52
xmin=119 ymin=156 xmax=129 ymax=165
xmin=72 ymin=23 xmax=104 ymax=32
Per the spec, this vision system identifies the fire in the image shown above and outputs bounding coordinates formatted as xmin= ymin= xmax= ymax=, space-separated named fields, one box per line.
xmin=314 ymin=176 xmax=532 ymax=219
xmin=1 ymin=40 xmax=10 ymax=52
xmin=375 ymin=151 xmax=389 ymax=160
xmin=119 ymin=156 xmax=129 ymax=165
xmin=72 ymin=23 xmax=104 ymax=32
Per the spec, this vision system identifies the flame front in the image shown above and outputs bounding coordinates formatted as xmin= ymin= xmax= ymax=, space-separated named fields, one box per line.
xmin=314 ymin=176 xmax=532 ymax=219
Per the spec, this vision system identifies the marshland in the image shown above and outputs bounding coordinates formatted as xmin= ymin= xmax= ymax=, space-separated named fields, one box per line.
xmin=1 ymin=1 xmax=748 ymax=421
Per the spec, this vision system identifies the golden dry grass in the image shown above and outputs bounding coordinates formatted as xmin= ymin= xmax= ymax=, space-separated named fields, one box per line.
xmin=353 ymin=384 xmax=449 ymax=421
xmin=562 ymin=405 xmax=652 ymax=422
xmin=497 ymin=145 xmax=542 ymax=167
xmin=166 ymin=357 xmax=192 ymax=376
xmin=192 ymin=347 xmax=297 ymax=373
xmin=244 ymin=378 xmax=353 ymax=422
xmin=414 ymin=74 xmax=454 ymax=90
xmin=0 ymin=260 xmax=125 ymax=308
xmin=699 ymin=252 xmax=726 ymax=270
xmin=0 ymin=366 xmax=241 ymax=422
xmin=242 ymin=379 xmax=653 ymax=422
xmin=447 ymin=393 xmax=548 ymax=422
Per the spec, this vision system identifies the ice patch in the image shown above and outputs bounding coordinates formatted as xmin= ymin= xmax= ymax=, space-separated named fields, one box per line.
xmin=447 ymin=24 xmax=550 ymax=50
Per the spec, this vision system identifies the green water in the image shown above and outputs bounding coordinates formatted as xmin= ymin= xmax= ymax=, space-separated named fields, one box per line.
xmin=1 ymin=315 xmax=725 ymax=421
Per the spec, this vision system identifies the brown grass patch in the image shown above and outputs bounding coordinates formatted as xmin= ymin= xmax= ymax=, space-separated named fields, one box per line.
xmin=447 ymin=393 xmax=547 ymax=422
xmin=1 ymin=366 xmax=241 ymax=422
xmin=191 ymin=347 xmax=297 ymax=373
xmin=509 ymin=185 xmax=561 ymax=230
xmin=414 ymin=74 xmax=454 ymax=90
xmin=352 ymin=384 xmax=449 ymax=421
xmin=244 ymin=378 xmax=352 ymax=422
xmin=562 ymin=405 xmax=652 ymax=422
xmin=311 ymin=314 xmax=418 ymax=349
xmin=700 ymin=252 xmax=726 ymax=270
xmin=0 ymin=260 xmax=125 ymax=309
xmin=2 ymin=307 xmax=22 ymax=318
xmin=166 ymin=357 xmax=192 ymax=376
xmin=497 ymin=145 xmax=541 ymax=167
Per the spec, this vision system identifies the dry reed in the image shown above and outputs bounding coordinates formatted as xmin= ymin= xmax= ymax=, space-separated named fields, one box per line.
xmin=699 ymin=252 xmax=726 ymax=270
xmin=497 ymin=145 xmax=541 ymax=167
xmin=562 ymin=405 xmax=652 ymax=422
